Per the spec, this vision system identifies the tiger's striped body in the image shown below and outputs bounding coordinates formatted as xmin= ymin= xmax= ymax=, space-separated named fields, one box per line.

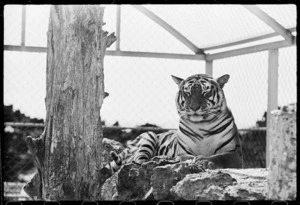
xmin=106 ymin=74 xmax=243 ymax=172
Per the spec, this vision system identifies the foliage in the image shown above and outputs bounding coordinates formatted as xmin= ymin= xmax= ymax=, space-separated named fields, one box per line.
xmin=3 ymin=105 xmax=44 ymax=182
xmin=255 ymin=106 xmax=281 ymax=128
xmin=240 ymin=129 xmax=266 ymax=168
xmin=4 ymin=105 xmax=44 ymax=123
xmin=103 ymin=122 xmax=162 ymax=146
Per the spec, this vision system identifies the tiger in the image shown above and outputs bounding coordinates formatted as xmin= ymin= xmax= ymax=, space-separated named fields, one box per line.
xmin=105 ymin=74 xmax=243 ymax=173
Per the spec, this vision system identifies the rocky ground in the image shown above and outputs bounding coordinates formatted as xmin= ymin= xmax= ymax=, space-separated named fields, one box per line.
xmin=100 ymin=138 xmax=268 ymax=200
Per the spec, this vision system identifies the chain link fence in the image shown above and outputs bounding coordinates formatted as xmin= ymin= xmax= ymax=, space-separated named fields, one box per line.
xmin=3 ymin=5 xmax=296 ymax=201
xmin=2 ymin=124 xmax=41 ymax=201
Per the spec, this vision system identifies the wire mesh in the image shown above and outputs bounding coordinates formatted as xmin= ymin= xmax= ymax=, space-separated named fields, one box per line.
xmin=2 ymin=126 xmax=40 ymax=182
xmin=2 ymin=4 xmax=297 ymax=200
xmin=2 ymin=123 xmax=42 ymax=201
xmin=213 ymin=51 xmax=269 ymax=129
xmin=25 ymin=5 xmax=50 ymax=47
xmin=240 ymin=129 xmax=266 ymax=168
xmin=4 ymin=51 xmax=47 ymax=119
xmin=102 ymin=56 xmax=205 ymax=128
xmin=4 ymin=5 xmax=22 ymax=45
xmin=278 ymin=46 xmax=297 ymax=107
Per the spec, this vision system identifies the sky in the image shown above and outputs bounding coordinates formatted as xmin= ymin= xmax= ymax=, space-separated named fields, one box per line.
xmin=3 ymin=5 xmax=297 ymax=129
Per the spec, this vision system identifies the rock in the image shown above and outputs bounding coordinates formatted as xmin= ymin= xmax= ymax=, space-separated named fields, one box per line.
xmin=115 ymin=163 xmax=141 ymax=200
xmin=170 ymin=168 xmax=267 ymax=200
xmin=170 ymin=170 xmax=236 ymax=200
xmin=151 ymin=161 xmax=204 ymax=200
xmin=102 ymin=138 xmax=124 ymax=163
xmin=100 ymin=170 xmax=119 ymax=200
xmin=101 ymin=159 xmax=180 ymax=200
xmin=23 ymin=171 xmax=42 ymax=200
xmin=268 ymin=104 xmax=296 ymax=200
xmin=99 ymin=138 xmax=269 ymax=201
xmin=223 ymin=168 xmax=267 ymax=200
xmin=99 ymin=138 xmax=125 ymax=186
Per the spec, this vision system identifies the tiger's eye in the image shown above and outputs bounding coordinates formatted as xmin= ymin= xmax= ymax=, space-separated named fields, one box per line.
xmin=182 ymin=91 xmax=189 ymax=97
xmin=204 ymin=92 xmax=212 ymax=98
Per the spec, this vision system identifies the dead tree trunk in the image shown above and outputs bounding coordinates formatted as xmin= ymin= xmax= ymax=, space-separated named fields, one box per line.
xmin=268 ymin=105 xmax=296 ymax=200
xmin=24 ymin=5 xmax=116 ymax=200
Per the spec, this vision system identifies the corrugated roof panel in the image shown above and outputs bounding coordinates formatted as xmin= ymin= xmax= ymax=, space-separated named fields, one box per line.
xmin=145 ymin=5 xmax=284 ymax=48
xmin=258 ymin=4 xmax=296 ymax=29
xmin=4 ymin=5 xmax=296 ymax=55
xmin=119 ymin=5 xmax=194 ymax=54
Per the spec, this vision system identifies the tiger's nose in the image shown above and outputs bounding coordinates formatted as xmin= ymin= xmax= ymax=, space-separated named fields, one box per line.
xmin=190 ymin=103 xmax=200 ymax=111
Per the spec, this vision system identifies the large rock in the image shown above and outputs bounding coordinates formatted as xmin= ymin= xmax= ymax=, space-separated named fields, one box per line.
xmin=268 ymin=104 xmax=296 ymax=200
xmin=223 ymin=168 xmax=267 ymax=200
xmin=101 ymin=157 xmax=185 ymax=200
xmin=171 ymin=171 xmax=236 ymax=200
xmin=171 ymin=168 xmax=267 ymax=200
xmin=99 ymin=138 xmax=125 ymax=186
xmin=101 ymin=171 xmax=118 ymax=200
xmin=100 ymin=138 xmax=268 ymax=200
xmin=151 ymin=161 xmax=204 ymax=200
xmin=102 ymin=138 xmax=124 ymax=163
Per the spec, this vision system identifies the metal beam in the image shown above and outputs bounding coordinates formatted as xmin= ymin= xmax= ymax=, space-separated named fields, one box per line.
xmin=206 ymin=39 xmax=296 ymax=60
xmin=4 ymin=122 xmax=176 ymax=132
xmin=106 ymin=50 xmax=205 ymax=60
xmin=6 ymin=40 xmax=296 ymax=61
xmin=243 ymin=5 xmax=294 ymax=44
xmin=115 ymin=5 xmax=121 ymax=51
xmin=266 ymin=49 xmax=279 ymax=168
xmin=4 ymin=45 xmax=47 ymax=53
xmin=203 ymin=27 xmax=296 ymax=51
xmin=21 ymin=5 xmax=26 ymax=46
xmin=4 ymin=45 xmax=205 ymax=61
xmin=205 ymin=60 xmax=213 ymax=76
xmin=132 ymin=5 xmax=205 ymax=55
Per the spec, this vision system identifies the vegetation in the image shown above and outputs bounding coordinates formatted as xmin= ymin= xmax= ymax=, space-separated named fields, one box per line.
xmin=3 ymin=105 xmax=44 ymax=182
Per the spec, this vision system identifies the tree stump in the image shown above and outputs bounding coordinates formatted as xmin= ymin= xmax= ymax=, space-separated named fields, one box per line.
xmin=268 ymin=104 xmax=296 ymax=200
xmin=24 ymin=5 xmax=116 ymax=200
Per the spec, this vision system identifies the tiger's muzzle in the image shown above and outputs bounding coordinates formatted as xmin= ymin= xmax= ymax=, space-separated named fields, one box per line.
xmin=186 ymin=84 xmax=207 ymax=112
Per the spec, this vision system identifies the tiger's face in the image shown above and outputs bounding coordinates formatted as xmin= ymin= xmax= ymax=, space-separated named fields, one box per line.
xmin=172 ymin=74 xmax=230 ymax=122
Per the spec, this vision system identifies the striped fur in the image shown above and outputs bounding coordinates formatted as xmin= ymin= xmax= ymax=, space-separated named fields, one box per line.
xmin=105 ymin=74 xmax=243 ymax=172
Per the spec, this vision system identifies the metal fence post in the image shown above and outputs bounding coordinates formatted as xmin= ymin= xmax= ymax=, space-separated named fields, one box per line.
xmin=266 ymin=49 xmax=279 ymax=168
xmin=116 ymin=5 xmax=121 ymax=51
xmin=21 ymin=5 xmax=26 ymax=46
xmin=206 ymin=60 xmax=213 ymax=76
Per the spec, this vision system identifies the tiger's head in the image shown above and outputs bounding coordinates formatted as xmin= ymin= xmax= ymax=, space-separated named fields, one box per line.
xmin=172 ymin=74 xmax=230 ymax=122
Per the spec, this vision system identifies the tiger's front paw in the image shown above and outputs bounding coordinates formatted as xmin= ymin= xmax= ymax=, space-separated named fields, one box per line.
xmin=194 ymin=156 xmax=216 ymax=170
xmin=151 ymin=155 xmax=177 ymax=162
xmin=176 ymin=155 xmax=195 ymax=162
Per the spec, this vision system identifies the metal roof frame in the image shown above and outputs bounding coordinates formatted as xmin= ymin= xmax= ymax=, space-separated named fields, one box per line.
xmin=4 ymin=5 xmax=296 ymax=61
xmin=243 ymin=5 xmax=295 ymax=45
xmin=132 ymin=5 xmax=205 ymax=55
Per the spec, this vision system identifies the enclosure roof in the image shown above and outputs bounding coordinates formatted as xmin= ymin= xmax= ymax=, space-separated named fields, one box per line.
xmin=4 ymin=4 xmax=297 ymax=60
xmin=103 ymin=4 xmax=296 ymax=59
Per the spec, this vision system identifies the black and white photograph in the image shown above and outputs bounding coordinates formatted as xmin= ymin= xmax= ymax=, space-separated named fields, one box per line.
xmin=2 ymin=4 xmax=297 ymax=202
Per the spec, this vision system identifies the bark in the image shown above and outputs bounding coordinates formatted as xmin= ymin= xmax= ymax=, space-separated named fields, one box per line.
xmin=24 ymin=5 xmax=116 ymax=200
xmin=268 ymin=106 xmax=296 ymax=200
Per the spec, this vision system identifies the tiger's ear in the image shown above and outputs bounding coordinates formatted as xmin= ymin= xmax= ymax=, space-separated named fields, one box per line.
xmin=216 ymin=74 xmax=230 ymax=89
xmin=171 ymin=75 xmax=184 ymax=86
